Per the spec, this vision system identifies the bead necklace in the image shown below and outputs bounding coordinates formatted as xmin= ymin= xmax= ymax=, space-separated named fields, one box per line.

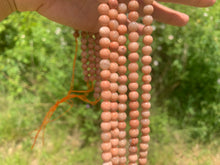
xmin=33 ymin=0 xmax=154 ymax=164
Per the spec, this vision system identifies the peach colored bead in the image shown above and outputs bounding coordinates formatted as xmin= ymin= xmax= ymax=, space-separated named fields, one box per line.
xmin=108 ymin=0 xmax=118 ymax=9
xmin=100 ymin=59 xmax=110 ymax=70
xmin=109 ymin=42 xmax=119 ymax=51
xmin=109 ymin=9 xmax=118 ymax=19
xmin=141 ymin=56 xmax=152 ymax=65
xmin=101 ymin=122 xmax=112 ymax=131
xmin=141 ymin=102 xmax=151 ymax=109
xmin=141 ymin=127 xmax=150 ymax=134
xmin=111 ymin=112 xmax=118 ymax=120
xmin=128 ymin=22 xmax=138 ymax=32
xmin=139 ymin=151 xmax=148 ymax=158
xmin=139 ymin=158 xmax=147 ymax=165
xmin=129 ymin=110 xmax=139 ymax=119
xmin=109 ymin=73 xmax=119 ymax=82
xmin=129 ymin=146 xmax=138 ymax=153
xmin=100 ymin=48 xmax=110 ymax=59
xmin=98 ymin=3 xmax=110 ymax=15
xmin=100 ymin=80 xmax=111 ymax=90
xmin=117 ymin=13 xmax=127 ymax=24
xmin=111 ymin=148 xmax=119 ymax=157
xmin=118 ymin=103 xmax=127 ymax=112
xmin=142 ymin=45 xmax=152 ymax=54
xmin=111 ymin=121 xmax=118 ymax=129
xmin=143 ymin=15 xmax=153 ymax=25
xmin=101 ymin=91 xmax=112 ymax=101
xmin=118 ymin=148 xmax=126 ymax=156
xmin=118 ymin=94 xmax=127 ymax=103
xmin=129 ymin=119 xmax=139 ymax=128
xmin=111 ymin=128 xmax=119 ymax=138
xmin=109 ymin=31 xmax=119 ymax=41
xmin=142 ymin=75 xmax=152 ymax=83
xmin=110 ymin=82 xmax=118 ymax=92
xmin=142 ymin=65 xmax=152 ymax=74
xmin=140 ymin=143 xmax=149 ymax=150
xmin=143 ymin=35 xmax=153 ymax=45
xmin=99 ymin=26 xmax=110 ymax=37
xmin=111 ymin=102 xmax=118 ymax=111
xmin=128 ymin=11 xmax=139 ymax=22
xmin=101 ymin=142 xmax=112 ymax=152
xmin=142 ymin=84 xmax=151 ymax=92
xmin=118 ymin=46 xmax=127 ymax=55
xmin=128 ymin=63 xmax=138 ymax=72
xmin=129 ymin=138 xmax=138 ymax=145
xmin=128 ymin=154 xmax=138 ymax=163
xmin=99 ymin=37 xmax=111 ymax=48
xmin=101 ymin=132 xmax=111 ymax=142
xmin=118 ymin=85 xmax=127 ymax=94
xmin=129 ymin=129 xmax=139 ymax=137
xmin=141 ymin=135 xmax=150 ymax=143
xmin=99 ymin=15 xmax=110 ymax=26
xmin=128 ymin=53 xmax=139 ymax=62
xmin=118 ymin=35 xmax=127 ymax=45
xmin=118 ymin=25 xmax=127 ymax=35
xmin=100 ymin=70 xmax=111 ymax=80
xmin=118 ymin=56 xmax=127 ymax=65
xmin=141 ymin=119 xmax=150 ymax=127
xmin=101 ymin=101 xmax=111 ymax=111
xmin=109 ymin=52 xmax=119 ymax=62
xmin=118 ymin=122 xmax=126 ymax=130
xmin=111 ymin=138 xmax=119 ymax=147
xmin=128 ymin=32 xmax=139 ymax=42
xmin=128 ymin=82 xmax=138 ymax=91
xmin=128 ymin=72 xmax=139 ymax=82
xmin=128 ymin=42 xmax=139 ymax=52
xmin=118 ymin=3 xmax=127 ymax=13
xmin=101 ymin=112 xmax=112 ymax=121
xmin=118 ymin=74 xmax=127 ymax=83
xmin=118 ymin=112 xmax=127 ymax=121
xmin=143 ymin=26 xmax=153 ymax=35
xmin=119 ymin=157 xmax=127 ymax=164
xmin=141 ymin=110 xmax=150 ymax=118
xmin=143 ymin=5 xmax=154 ymax=15
xmin=129 ymin=101 xmax=139 ymax=110
xmin=109 ymin=20 xmax=119 ymax=30
xmin=102 ymin=152 xmax=112 ymax=162
xmin=112 ymin=157 xmax=119 ymax=164
xmin=142 ymin=93 xmax=151 ymax=101
xmin=128 ymin=0 xmax=139 ymax=11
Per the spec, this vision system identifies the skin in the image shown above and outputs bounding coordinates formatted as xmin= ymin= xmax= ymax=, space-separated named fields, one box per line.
xmin=13 ymin=0 xmax=216 ymax=32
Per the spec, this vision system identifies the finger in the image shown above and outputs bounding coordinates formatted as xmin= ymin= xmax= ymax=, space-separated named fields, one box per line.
xmin=152 ymin=1 xmax=189 ymax=26
xmin=158 ymin=0 xmax=216 ymax=7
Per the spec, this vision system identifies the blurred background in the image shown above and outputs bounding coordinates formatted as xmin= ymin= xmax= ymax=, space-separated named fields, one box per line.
xmin=0 ymin=1 xmax=220 ymax=165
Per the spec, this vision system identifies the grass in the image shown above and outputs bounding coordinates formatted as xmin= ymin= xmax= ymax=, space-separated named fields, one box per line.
xmin=0 ymin=95 xmax=220 ymax=165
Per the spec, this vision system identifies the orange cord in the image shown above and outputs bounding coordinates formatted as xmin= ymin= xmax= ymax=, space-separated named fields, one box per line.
xmin=31 ymin=31 xmax=100 ymax=149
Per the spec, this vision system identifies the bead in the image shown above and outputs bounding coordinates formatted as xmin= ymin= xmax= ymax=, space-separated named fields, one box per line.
xmin=101 ymin=122 xmax=112 ymax=131
xmin=111 ymin=121 xmax=118 ymax=129
xmin=99 ymin=15 xmax=110 ymax=26
xmin=111 ymin=128 xmax=119 ymax=138
xmin=142 ymin=93 xmax=151 ymax=101
xmin=140 ymin=143 xmax=149 ymax=150
xmin=143 ymin=35 xmax=153 ymax=45
xmin=129 ymin=119 xmax=139 ymax=128
xmin=128 ymin=154 xmax=138 ymax=163
xmin=128 ymin=53 xmax=139 ymax=62
xmin=101 ymin=112 xmax=112 ymax=121
xmin=128 ymin=42 xmax=139 ymax=52
xmin=99 ymin=26 xmax=110 ymax=37
xmin=109 ymin=9 xmax=118 ymax=19
xmin=118 ymin=85 xmax=127 ymax=94
xmin=109 ymin=20 xmax=119 ymax=30
xmin=129 ymin=146 xmax=138 ymax=153
xmin=128 ymin=63 xmax=139 ymax=72
xmin=128 ymin=1 xmax=139 ymax=11
xmin=110 ymin=82 xmax=118 ymax=92
xmin=118 ymin=35 xmax=127 ymax=45
xmin=143 ymin=0 xmax=153 ymax=4
xmin=118 ymin=94 xmax=128 ymax=103
xmin=118 ymin=74 xmax=127 ymax=83
xmin=129 ymin=101 xmax=139 ymax=110
xmin=118 ymin=103 xmax=127 ymax=112
xmin=143 ymin=15 xmax=153 ymax=25
xmin=129 ymin=138 xmax=138 ymax=145
xmin=117 ymin=13 xmax=127 ymax=24
xmin=141 ymin=56 xmax=152 ymax=65
xmin=101 ymin=132 xmax=111 ymax=142
xmin=109 ymin=42 xmax=119 ymax=51
xmin=100 ymin=48 xmax=110 ymax=59
xmin=118 ymin=56 xmax=127 ymax=65
xmin=102 ymin=152 xmax=112 ymax=162
xmin=119 ymin=139 xmax=126 ymax=147
xmin=142 ymin=65 xmax=152 ymax=74
xmin=119 ymin=131 xmax=126 ymax=139
xmin=129 ymin=129 xmax=139 ymax=137
xmin=139 ymin=158 xmax=147 ymax=165
xmin=142 ymin=46 xmax=152 ymax=54
xmin=101 ymin=91 xmax=112 ymax=101
xmin=99 ymin=37 xmax=111 ymax=48
xmin=128 ymin=72 xmax=139 ymax=82
xmin=108 ymin=0 xmax=118 ymax=9
xmin=118 ymin=3 xmax=127 ymax=13
xmin=111 ymin=138 xmax=119 ymax=147
xmin=109 ymin=31 xmax=119 ymax=41
xmin=101 ymin=101 xmax=111 ymax=111
xmin=119 ymin=157 xmax=127 ymax=164
xmin=141 ymin=102 xmax=151 ymax=109
xmin=142 ymin=75 xmax=152 ymax=83
xmin=111 ymin=92 xmax=118 ymax=101
xmin=141 ymin=127 xmax=150 ymax=134
xmin=111 ymin=102 xmax=118 ymax=111
xmin=118 ymin=25 xmax=127 ymax=35
xmin=110 ymin=72 xmax=119 ymax=82
xmin=143 ymin=5 xmax=154 ymax=15
xmin=141 ymin=119 xmax=150 ymax=127
xmin=128 ymin=82 xmax=139 ymax=91
xmin=118 ymin=148 xmax=126 ymax=156
xmin=118 ymin=121 xmax=126 ymax=129
xmin=118 ymin=112 xmax=127 ymax=121
xmin=129 ymin=110 xmax=139 ymax=119
xmin=139 ymin=151 xmax=148 ymax=158
xmin=128 ymin=22 xmax=138 ymax=32
xmin=101 ymin=142 xmax=112 ymax=152
xmin=128 ymin=32 xmax=139 ymax=42
xmin=141 ymin=110 xmax=150 ymax=118
xmin=100 ymin=70 xmax=111 ymax=80
xmin=128 ymin=11 xmax=139 ymax=22
xmin=118 ymin=45 xmax=127 ymax=55
xmin=110 ymin=52 xmax=119 ymax=62
xmin=141 ymin=135 xmax=150 ymax=143
xmin=100 ymin=59 xmax=111 ymax=70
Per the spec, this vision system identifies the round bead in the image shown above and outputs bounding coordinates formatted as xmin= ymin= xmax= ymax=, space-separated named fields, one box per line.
xmin=140 ymin=143 xmax=149 ymax=150
xmin=99 ymin=26 xmax=110 ymax=37
xmin=101 ymin=101 xmax=111 ymax=111
xmin=109 ymin=41 xmax=119 ymax=51
xmin=99 ymin=15 xmax=110 ymax=26
xmin=118 ymin=85 xmax=127 ymax=94
xmin=101 ymin=122 xmax=111 ymax=131
xmin=111 ymin=92 xmax=118 ymax=102
xmin=139 ymin=151 xmax=148 ymax=158
xmin=118 ymin=121 xmax=126 ymax=129
xmin=128 ymin=72 xmax=139 ymax=82
xmin=141 ymin=102 xmax=151 ymax=109
xmin=111 ymin=121 xmax=118 ymax=129
xmin=128 ymin=82 xmax=138 ymax=91
xmin=141 ymin=119 xmax=150 ymax=127
xmin=119 ymin=139 xmax=126 ymax=147
xmin=139 ymin=158 xmax=147 ymax=165
xmin=118 ymin=25 xmax=127 ymax=35
xmin=102 ymin=152 xmax=112 ymax=162
xmin=109 ymin=9 xmax=118 ymax=19
xmin=100 ymin=48 xmax=110 ymax=59
xmin=109 ymin=31 xmax=119 ymax=41
xmin=118 ymin=3 xmax=127 ymax=13
xmin=128 ymin=0 xmax=139 ymax=11
xmin=143 ymin=25 xmax=153 ymax=35
xmin=128 ymin=63 xmax=139 ymax=72
xmin=118 ymin=103 xmax=127 ymax=112
xmin=129 ymin=138 xmax=138 ymax=145
xmin=119 ymin=157 xmax=127 ymax=164
xmin=118 ymin=148 xmax=126 ymax=156
xmin=141 ymin=135 xmax=150 ymax=143
xmin=118 ymin=46 xmax=127 ymax=55
xmin=141 ymin=56 xmax=152 ymax=65
xmin=142 ymin=65 xmax=152 ymax=74
xmin=110 ymin=82 xmax=118 ymax=92
xmin=101 ymin=112 xmax=111 ymax=121
xmin=129 ymin=119 xmax=139 ymax=128
xmin=101 ymin=142 xmax=111 ymax=152
xmin=118 ymin=112 xmax=127 ymax=121
xmin=143 ymin=5 xmax=154 ymax=15
xmin=129 ymin=110 xmax=139 ymax=119
xmin=118 ymin=94 xmax=127 ymax=103
xmin=129 ymin=129 xmax=139 ymax=138
xmin=128 ymin=22 xmax=138 ymax=32
xmin=118 ymin=74 xmax=127 ymax=83
xmin=117 ymin=13 xmax=127 ymax=24
xmin=108 ymin=0 xmax=118 ymax=9
xmin=143 ymin=15 xmax=153 ymax=25
xmin=129 ymin=146 xmax=138 ymax=153
xmin=118 ymin=56 xmax=127 ymax=65
xmin=128 ymin=11 xmax=139 ymax=22
xmin=110 ymin=52 xmax=119 ymax=62
xmin=99 ymin=37 xmax=110 ymax=48
xmin=111 ymin=138 xmax=119 ymax=147
xmin=110 ymin=72 xmax=119 ymax=82
xmin=141 ymin=110 xmax=150 ymax=118
xmin=100 ymin=70 xmax=111 ymax=80
xmin=129 ymin=101 xmax=139 ymax=110
xmin=142 ymin=93 xmax=151 ymax=101
xmin=143 ymin=35 xmax=153 ymax=45
xmin=118 ymin=35 xmax=127 ymax=45
xmin=128 ymin=42 xmax=139 ymax=52
xmin=100 ymin=59 xmax=110 ymax=70
xmin=142 ymin=46 xmax=152 ymax=54
xmin=101 ymin=91 xmax=112 ymax=101
xmin=128 ymin=53 xmax=139 ymax=62
xmin=128 ymin=32 xmax=139 ymax=42
xmin=142 ymin=75 xmax=152 ymax=83
xmin=128 ymin=154 xmax=138 ymax=163
xmin=101 ymin=132 xmax=111 ymax=142
xmin=141 ymin=127 xmax=150 ymax=134
xmin=109 ymin=20 xmax=119 ymax=30
xmin=119 ymin=131 xmax=126 ymax=139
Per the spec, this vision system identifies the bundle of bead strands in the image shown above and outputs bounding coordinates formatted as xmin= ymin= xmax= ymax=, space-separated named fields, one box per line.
xmin=32 ymin=0 xmax=153 ymax=164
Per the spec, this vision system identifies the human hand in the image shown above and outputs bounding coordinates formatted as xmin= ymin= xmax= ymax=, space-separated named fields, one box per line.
xmin=5 ymin=0 xmax=216 ymax=32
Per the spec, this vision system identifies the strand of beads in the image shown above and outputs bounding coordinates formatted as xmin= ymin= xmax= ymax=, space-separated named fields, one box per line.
xmin=98 ymin=1 xmax=113 ymax=164
xmin=94 ymin=33 xmax=102 ymax=99
xmin=139 ymin=0 xmax=154 ymax=164
xmin=81 ymin=32 xmax=89 ymax=82
xmin=127 ymin=0 xmax=140 ymax=164
xmin=108 ymin=0 xmax=120 ymax=164
xmin=88 ymin=34 xmax=96 ymax=82
xmin=117 ymin=1 xmax=128 ymax=165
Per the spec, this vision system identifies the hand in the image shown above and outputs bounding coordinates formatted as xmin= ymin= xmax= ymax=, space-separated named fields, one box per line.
xmin=14 ymin=0 xmax=216 ymax=32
